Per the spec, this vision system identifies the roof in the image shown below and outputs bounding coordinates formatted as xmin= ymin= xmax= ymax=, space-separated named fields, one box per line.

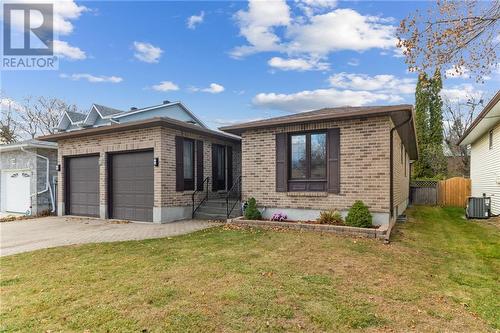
xmin=38 ymin=117 xmax=240 ymax=143
xmin=220 ymin=104 xmax=418 ymax=159
xmin=110 ymin=101 xmax=208 ymax=128
xmin=458 ymin=90 xmax=500 ymax=145
xmin=220 ymin=105 xmax=413 ymax=133
xmin=66 ymin=111 xmax=86 ymax=123
xmin=0 ymin=139 xmax=58 ymax=152
xmin=93 ymin=104 xmax=123 ymax=117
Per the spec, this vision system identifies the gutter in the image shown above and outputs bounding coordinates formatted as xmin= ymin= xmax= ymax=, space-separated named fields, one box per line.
xmin=20 ymin=147 xmax=56 ymax=214
xmin=389 ymin=112 xmax=413 ymax=220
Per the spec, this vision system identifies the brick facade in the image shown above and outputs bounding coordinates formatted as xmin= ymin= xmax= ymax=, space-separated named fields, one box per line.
xmin=240 ymin=115 xmax=410 ymax=225
xmin=56 ymin=127 xmax=240 ymax=222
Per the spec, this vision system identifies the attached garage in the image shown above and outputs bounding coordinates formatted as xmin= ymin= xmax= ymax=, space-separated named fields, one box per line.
xmin=65 ymin=155 xmax=99 ymax=217
xmin=109 ymin=150 xmax=154 ymax=222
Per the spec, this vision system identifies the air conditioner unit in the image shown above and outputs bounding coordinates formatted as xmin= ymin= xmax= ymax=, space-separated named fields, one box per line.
xmin=466 ymin=197 xmax=491 ymax=219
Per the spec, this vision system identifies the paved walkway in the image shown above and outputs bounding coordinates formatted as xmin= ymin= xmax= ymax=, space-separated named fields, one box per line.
xmin=0 ymin=216 xmax=217 ymax=257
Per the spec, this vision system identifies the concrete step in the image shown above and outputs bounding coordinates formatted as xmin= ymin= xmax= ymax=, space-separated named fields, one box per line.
xmin=194 ymin=211 xmax=241 ymax=220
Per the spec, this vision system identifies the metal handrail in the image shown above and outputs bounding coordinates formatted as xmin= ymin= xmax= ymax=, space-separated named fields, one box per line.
xmin=192 ymin=177 xmax=210 ymax=218
xmin=226 ymin=176 xmax=242 ymax=218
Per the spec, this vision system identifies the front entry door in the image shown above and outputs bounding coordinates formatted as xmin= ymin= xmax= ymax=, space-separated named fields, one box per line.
xmin=212 ymin=144 xmax=226 ymax=191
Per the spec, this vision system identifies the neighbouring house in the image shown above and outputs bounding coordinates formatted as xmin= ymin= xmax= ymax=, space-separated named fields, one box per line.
xmin=220 ymin=105 xmax=418 ymax=228
xmin=458 ymin=90 xmax=500 ymax=215
xmin=0 ymin=140 xmax=58 ymax=216
xmin=39 ymin=101 xmax=241 ymax=223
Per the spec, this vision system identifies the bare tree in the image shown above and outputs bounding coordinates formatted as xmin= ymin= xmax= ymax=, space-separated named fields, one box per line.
xmin=16 ymin=96 xmax=78 ymax=138
xmin=33 ymin=97 xmax=72 ymax=135
xmin=0 ymin=106 xmax=19 ymax=144
xmin=17 ymin=96 xmax=40 ymax=139
xmin=397 ymin=0 xmax=500 ymax=82
xmin=443 ymin=94 xmax=484 ymax=176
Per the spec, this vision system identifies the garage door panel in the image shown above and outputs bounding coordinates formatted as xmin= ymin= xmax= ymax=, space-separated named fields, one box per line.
xmin=111 ymin=151 xmax=153 ymax=222
xmin=67 ymin=156 xmax=99 ymax=217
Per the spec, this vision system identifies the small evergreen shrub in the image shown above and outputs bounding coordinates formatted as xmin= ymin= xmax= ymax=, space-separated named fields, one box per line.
xmin=244 ymin=197 xmax=262 ymax=220
xmin=317 ymin=210 xmax=344 ymax=225
xmin=345 ymin=201 xmax=372 ymax=228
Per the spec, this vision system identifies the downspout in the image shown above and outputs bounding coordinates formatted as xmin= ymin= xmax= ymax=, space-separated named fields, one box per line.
xmin=389 ymin=112 xmax=413 ymax=220
xmin=20 ymin=147 xmax=55 ymax=213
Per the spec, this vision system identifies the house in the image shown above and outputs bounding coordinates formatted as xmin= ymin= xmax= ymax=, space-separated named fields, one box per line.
xmin=220 ymin=105 xmax=418 ymax=227
xmin=39 ymin=101 xmax=241 ymax=223
xmin=458 ymin=90 xmax=500 ymax=215
xmin=0 ymin=139 xmax=58 ymax=216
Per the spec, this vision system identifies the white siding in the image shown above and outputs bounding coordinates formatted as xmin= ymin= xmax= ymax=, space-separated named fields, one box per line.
xmin=470 ymin=122 xmax=500 ymax=215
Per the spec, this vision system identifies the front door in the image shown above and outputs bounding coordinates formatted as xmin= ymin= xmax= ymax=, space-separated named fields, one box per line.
xmin=212 ymin=144 xmax=226 ymax=191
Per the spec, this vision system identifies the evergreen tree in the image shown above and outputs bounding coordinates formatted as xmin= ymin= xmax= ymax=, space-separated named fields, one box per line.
xmin=412 ymin=70 xmax=446 ymax=179
xmin=429 ymin=68 xmax=444 ymax=146
xmin=413 ymin=72 xmax=431 ymax=178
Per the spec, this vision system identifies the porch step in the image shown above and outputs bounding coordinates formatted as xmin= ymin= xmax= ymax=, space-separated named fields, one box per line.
xmin=193 ymin=199 xmax=242 ymax=220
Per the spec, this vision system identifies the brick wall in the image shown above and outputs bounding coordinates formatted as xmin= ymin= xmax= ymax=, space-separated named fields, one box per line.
xmin=391 ymin=119 xmax=410 ymax=216
xmin=241 ymin=116 xmax=392 ymax=214
xmin=56 ymin=126 xmax=240 ymax=217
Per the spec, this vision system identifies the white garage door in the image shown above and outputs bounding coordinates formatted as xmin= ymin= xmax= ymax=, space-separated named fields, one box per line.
xmin=2 ymin=170 xmax=31 ymax=214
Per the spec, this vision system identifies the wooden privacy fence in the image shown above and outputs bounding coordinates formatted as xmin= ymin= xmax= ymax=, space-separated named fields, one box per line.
xmin=410 ymin=177 xmax=471 ymax=207
xmin=437 ymin=177 xmax=471 ymax=208
xmin=410 ymin=180 xmax=438 ymax=205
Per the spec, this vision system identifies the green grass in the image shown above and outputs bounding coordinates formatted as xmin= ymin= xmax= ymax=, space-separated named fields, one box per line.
xmin=0 ymin=207 xmax=498 ymax=332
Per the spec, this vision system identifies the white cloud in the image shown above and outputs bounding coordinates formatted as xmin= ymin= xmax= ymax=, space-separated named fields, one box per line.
xmin=232 ymin=1 xmax=396 ymax=58
xmin=53 ymin=40 xmax=86 ymax=60
xmin=133 ymin=41 xmax=163 ymax=63
xmin=287 ymin=9 xmax=395 ymax=55
xmin=295 ymin=0 xmax=338 ymax=17
xmin=230 ymin=0 xmax=290 ymax=58
xmin=187 ymin=11 xmax=205 ymax=29
xmin=191 ymin=83 xmax=225 ymax=94
xmin=252 ymin=71 xmax=415 ymax=112
xmin=151 ymin=81 xmax=180 ymax=92
xmin=328 ymin=72 xmax=415 ymax=94
xmin=268 ymin=56 xmax=329 ymax=71
xmin=59 ymin=73 xmax=123 ymax=83
xmin=6 ymin=0 xmax=88 ymax=35
xmin=441 ymin=84 xmax=484 ymax=103
xmin=253 ymin=89 xmax=403 ymax=112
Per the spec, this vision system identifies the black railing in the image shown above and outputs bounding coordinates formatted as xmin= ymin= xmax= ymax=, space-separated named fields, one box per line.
xmin=226 ymin=176 xmax=242 ymax=218
xmin=192 ymin=177 xmax=210 ymax=218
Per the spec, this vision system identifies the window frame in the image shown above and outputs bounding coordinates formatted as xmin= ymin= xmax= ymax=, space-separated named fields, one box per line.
xmin=183 ymin=138 xmax=195 ymax=190
xmin=288 ymin=130 xmax=327 ymax=191
xmin=489 ymin=129 xmax=494 ymax=150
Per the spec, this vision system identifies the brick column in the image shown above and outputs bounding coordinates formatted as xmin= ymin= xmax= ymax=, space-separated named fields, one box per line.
xmin=99 ymin=152 xmax=108 ymax=219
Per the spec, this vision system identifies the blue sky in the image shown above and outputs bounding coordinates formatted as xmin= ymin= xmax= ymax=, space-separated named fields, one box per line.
xmin=1 ymin=0 xmax=498 ymax=129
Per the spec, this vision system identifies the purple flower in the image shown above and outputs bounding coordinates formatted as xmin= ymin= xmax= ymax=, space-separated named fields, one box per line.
xmin=271 ymin=212 xmax=287 ymax=221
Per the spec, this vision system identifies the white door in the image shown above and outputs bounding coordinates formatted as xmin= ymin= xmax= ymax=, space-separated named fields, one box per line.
xmin=3 ymin=170 xmax=31 ymax=214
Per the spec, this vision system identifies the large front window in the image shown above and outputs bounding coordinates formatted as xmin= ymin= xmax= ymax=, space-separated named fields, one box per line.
xmin=289 ymin=132 xmax=327 ymax=186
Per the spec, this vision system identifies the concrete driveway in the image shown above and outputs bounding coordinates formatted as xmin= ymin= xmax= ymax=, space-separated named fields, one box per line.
xmin=0 ymin=216 xmax=217 ymax=257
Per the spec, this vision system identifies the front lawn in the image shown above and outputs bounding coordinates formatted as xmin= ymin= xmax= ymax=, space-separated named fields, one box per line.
xmin=1 ymin=207 xmax=498 ymax=332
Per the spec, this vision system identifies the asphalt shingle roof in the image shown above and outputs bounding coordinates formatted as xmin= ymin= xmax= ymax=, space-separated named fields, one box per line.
xmin=66 ymin=111 xmax=86 ymax=123
xmin=94 ymin=104 xmax=123 ymax=117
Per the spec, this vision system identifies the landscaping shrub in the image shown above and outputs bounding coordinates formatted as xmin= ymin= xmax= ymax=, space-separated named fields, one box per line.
xmin=317 ymin=210 xmax=344 ymax=225
xmin=244 ymin=197 xmax=262 ymax=220
xmin=345 ymin=201 xmax=372 ymax=228
xmin=271 ymin=212 xmax=287 ymax=221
